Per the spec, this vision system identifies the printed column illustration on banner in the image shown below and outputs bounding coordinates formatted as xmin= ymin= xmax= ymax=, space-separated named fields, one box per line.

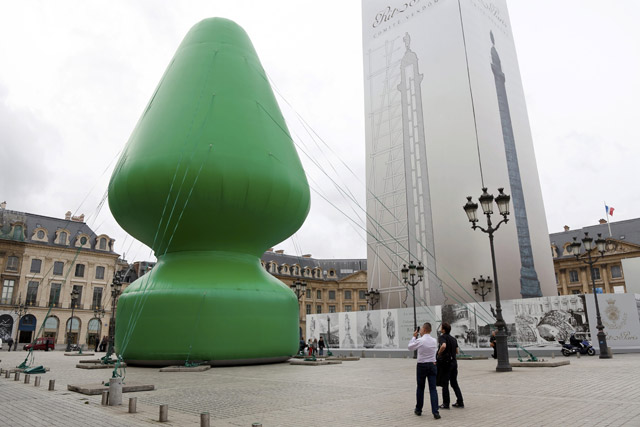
xmin=339 ymin=312 xmax=357 ymax=348
xmin=108 ymin=18 xmax=310 ymax=365
xmin=489 ymin=31 xmax=542 ymax=298
xmin=397 ymin=33 xmax=443 ymax=307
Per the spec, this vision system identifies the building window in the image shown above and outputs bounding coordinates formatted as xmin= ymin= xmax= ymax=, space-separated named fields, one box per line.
xmin=58 ymin=231 xmax=68 ymax=245
xmin=359 ymin=290 xmax=366 ymax=299
xmin=49 ymin=283 xmax=61 ymax=307
xmin=611 ymin=265 xmax=622 ymax=279
xmin=1 ymin=279 xmax=15 ymax=304
xmin=99 ymin=238 xmax=107 ymax=250
xmin=96 ymin=266 xmax=105 ymax=280
xmin=317 ymin=290 xmax=322 ymax=299
xmin=305 ymin=289 xmax=311 ymax=299
xmin=30 ymin=259 xmax=42 ymax=273
xmin=5 ymin=256 xmax=19 ymax=271
xmin=53 ymin=261 xmax=64 ymax=276
xmin=329 ymin=305 xmax=336 ymax=313
xmin=75 ymin=264 xmax=85 ymax=278
xmin=555 ymin=272 xmax=558 ymax=284
xmin=591 ymin=268 xmax=601 ymax=281
xmin=344 ymin=290 xmax=352 ymax=300
xmin=37 ymin=229 xmax=45 ymax=239
xmin=72 ymin=285 xmax=83 ymax=308
xmin=26 ymin=281 xmax=39 ymax=306
xmin=329 ymin=290 xmax=336 ymax=300
xmin=569 ymin=270 xmax=579 ymax=283
xmin=571 ymin=290 xmax=581 ymax=295
xmin=306 ymin=304 xmax=311 ymax=315
xmin=359 ymin=305 xmax=367 ymax=311
xmin=92 ymin=287 xmax=103 ymax=309
xmin=345 ymin=305 xmax=352 ymax=312
xmin=316 ymin=305 xmax=322 ymax=314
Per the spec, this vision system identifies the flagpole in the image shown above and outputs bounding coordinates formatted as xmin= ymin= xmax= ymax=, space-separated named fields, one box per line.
xmin=604 ymin=201 xmax=613 ymax=237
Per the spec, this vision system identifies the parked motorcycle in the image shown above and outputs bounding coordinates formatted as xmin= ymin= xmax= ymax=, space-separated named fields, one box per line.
xmin=558 ymin=334 xmax=596 ymax=357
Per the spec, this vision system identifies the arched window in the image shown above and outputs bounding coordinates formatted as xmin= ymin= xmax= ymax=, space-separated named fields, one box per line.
xmin=66 ymin=317 xmax=81 ymax=332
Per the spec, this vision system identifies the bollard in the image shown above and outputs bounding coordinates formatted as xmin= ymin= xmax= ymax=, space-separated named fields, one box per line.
xmin=200 ymin=412 xmax=210 ymax=427
xmin=24 ymin=374 xmax=30 ymax=384
xmin=577 ymin=351 xmax=581 ymax=359
xmin=608 ymin=347 xmax=614 ymax=358
xmin=14 ymin=372 xmax=20 ymax=381
xmin=101 ymin=391 xmax=109 ymax=406
xmin=128 ymin=397 xmax=137 ymax=413
xmin=551 ymin=352 xmax=555 ymax=359
xmin=252 ymin=423 xmax=263 ymax=427
xmin=34 ymin=376 xmax=41 ymax=387
xmin=5 ymin=370 xmax=9 ymax=379
xmin=159 ymin=404 xmax=169 ymax=422
xmin=48 ymin=379 xmax=55 ymax=391
xmin=108 ymin=377 xmax=123 ymax=406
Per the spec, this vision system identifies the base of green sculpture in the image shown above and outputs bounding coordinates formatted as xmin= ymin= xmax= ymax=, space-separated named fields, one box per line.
xmin=114 ymin=251 xmax=299 ymax=366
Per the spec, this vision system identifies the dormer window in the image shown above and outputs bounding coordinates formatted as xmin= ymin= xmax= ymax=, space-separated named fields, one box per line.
xmin=56 ymin=230 xmax=69 ymax=245
xmin=99 ymin=238 xmax=107 ymax=250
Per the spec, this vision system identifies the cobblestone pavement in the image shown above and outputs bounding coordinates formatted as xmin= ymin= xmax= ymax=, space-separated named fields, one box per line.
xmin=1 ymin=350 xmax=639 ymax=426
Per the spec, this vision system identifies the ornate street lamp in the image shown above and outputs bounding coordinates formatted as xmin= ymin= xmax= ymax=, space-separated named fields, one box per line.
xmin=107 ymin=271 xmax=123 ymax=358
xmin=290 ymin=280 xmax=307 ymax=339
xmin=464 ymin=187 xmax=512 ymax=372
xmin=12 ymin=295 xmax=28 ymax=351
xmin=364 ymin=289 xmax=380 ymax=310
xmin=567 ymin=232 xmax=612 ymax=359
xmin=66 ymin=289 xmax=80 ymax=352
xmin=471 ymin=275 xmax=493 ymax=302
xmin=402 ymin=261 xmax=424 ymax=359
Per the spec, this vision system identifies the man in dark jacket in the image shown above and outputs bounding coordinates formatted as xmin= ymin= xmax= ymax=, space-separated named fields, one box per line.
xmin=437 ymin=323 xmax=464 ymax=409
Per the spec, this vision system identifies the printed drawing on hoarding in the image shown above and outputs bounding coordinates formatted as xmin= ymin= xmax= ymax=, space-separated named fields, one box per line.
xmin=381 ymin=310 xmax=399 ymax=348
xmin=513 ymin=295 xmax=588 ymax=346
xmin=585 ymin=294 xmax=640 ymax=347
xmin=635 ymin=294 xmax=640 ymax=323
xmin=0 ymin=314 xmax=13 ymax=341
xmin=357 ymin=311 xmax=381 ymax=348
xmin=318 ymin=313 xmax=339 ymax=348
xmin=440 ymin=301 xmax=517 ymax=349
xmin=339 ymin=312 xmax=357 ymax=349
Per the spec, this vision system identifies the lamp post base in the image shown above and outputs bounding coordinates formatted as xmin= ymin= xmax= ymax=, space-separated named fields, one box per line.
xmin=597 ymin=331 xmax=612 ymax=359
xmin=495 ymin=332 xmax=512 ymax=372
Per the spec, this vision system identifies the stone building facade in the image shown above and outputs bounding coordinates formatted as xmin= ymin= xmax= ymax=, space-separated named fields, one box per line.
xmin=0 ymin=204 xmax=119 ymax=349
xmin=261 ymin=250 xmax=368 ymax=335
xmin=551 ymin=218 xmax=640 ymax=296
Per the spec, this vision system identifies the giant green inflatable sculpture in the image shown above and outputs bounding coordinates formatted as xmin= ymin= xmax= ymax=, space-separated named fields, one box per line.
xmin=108 ymin=18 xmax=310 ymax=365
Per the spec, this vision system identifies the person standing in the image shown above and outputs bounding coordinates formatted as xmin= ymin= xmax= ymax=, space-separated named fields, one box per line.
xmin=437 ymin=322 xmax=464 ymax=409
xmin=318 ymin=336 xmax=325 ymax=356
xmin=312 ymin=338 xmax=318 ymax=356
xmin=489 ymin=329 xmax=497 ymax=359
xmin=408 ymin=322 xmax=440 ymax=420
xmin=6 ymin=337 xmax=13 ymax=352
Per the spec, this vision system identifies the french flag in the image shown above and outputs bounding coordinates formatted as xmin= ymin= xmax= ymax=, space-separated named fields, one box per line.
xmin=605 ymin=205 xmax=614 ymax=216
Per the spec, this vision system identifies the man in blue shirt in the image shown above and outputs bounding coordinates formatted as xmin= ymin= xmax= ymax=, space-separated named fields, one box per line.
xmin=408 ymin=322 xmax=440 ymax=419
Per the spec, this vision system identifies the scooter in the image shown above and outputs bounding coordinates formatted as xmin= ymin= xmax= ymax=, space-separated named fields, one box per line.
xmin=558 ymin=335 xmax=596 ymax=357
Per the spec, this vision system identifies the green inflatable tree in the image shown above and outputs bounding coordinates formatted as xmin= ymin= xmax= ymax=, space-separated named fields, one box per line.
xmin=108 ymin=18 xmax=310 ymax=365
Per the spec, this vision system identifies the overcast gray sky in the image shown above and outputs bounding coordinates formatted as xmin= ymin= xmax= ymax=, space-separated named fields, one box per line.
xmin=1 ymin=1 xmax=638 ymax=261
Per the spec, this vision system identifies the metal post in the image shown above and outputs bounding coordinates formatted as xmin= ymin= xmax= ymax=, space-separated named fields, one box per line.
xmin=101 ymin=391 xmax=109 ymax=406
xmin=48 ymin=379 xmax=55 ymax=391
xmin=200 ymin=412 xmax=210 ymax=427
xmin=488 ymin=225 xmax=512 ymax=372
xmin=159 ymin=404 xmax=169 ymax=422
xmin=109 ymin=377 xmax=123 ymax=406
xmin=4 ymin=371 xmax=9 ymax=379
xmin=14 ymin=372 xmax=20 ymax=381
xmin=129 ymin=397 xmax=137 ymax=413
xmin=24 ymin=374 xmax=30 ymax=384
xmin=587 ymin=250 xmax=612 ymax=359
xmin=34 ymin=376 xmax=41 ymax=387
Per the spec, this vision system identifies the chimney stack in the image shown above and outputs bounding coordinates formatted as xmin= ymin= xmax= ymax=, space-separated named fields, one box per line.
xmin=563 ymin=225 xmax=570 ymax=232
xmin=599 ymin=218 xmax=607 ymax=224
xmin=0 ymin=201 xmax=6 ymax=210
xmin=65 ymin=211 xmax=72 ymax=220
xmin=275 ymin=249 xmax=284 ymax=254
